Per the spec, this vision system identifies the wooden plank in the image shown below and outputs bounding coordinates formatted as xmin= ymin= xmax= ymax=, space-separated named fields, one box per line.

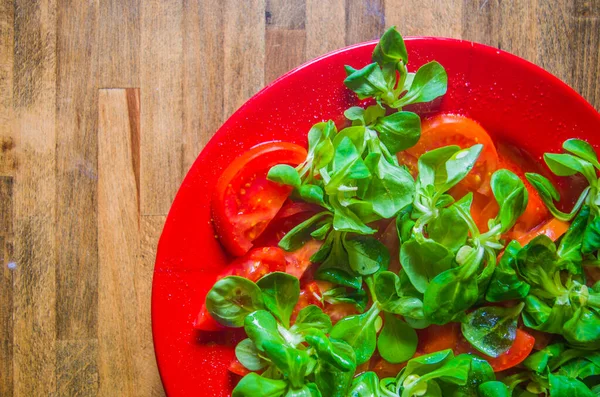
xmin=265 ymin=0 xmax=307 ymax=85
xmin=55 ymin=0 xmax=99 ymax=342
xmin=97 ymin=0 xmax=141 ymax=87
xmin=535 ymin=1 xmax=574 ymax=85
xmin=98 ymin=88 xmax=141 ymax=396
xmin=98 ymin=89 xmax=163 ymax=396
xmin=571 ymin=0 xmax=600 ymax=109
xmin=305 ymin=0 xmax=345 ymax=58
xmin=181 ymin=0 xmax=224 ymax=173
xmin=0 ymin=0 xmax=15 ymax=177
xmin=12 ymin=0 xmax=57 ymax=395
xmin=0 ymin=177 xmax=14 ymax=397
xmin=138 ymin=215 xmax=168 ymax=397
xmin=265 ymin=29 xmax=307 ymax=84
xmin=223 ymin=0 xmax=266 ymax=119
xmin=386 ymin=0 xmax=463 ymax=38
xmin=140 ymin=0 xmax=184 ymax=215
xmin=56 ymin=339 xmax=99 ymax=396
xmin=462 ymin=0 xmax=538 ymax=62
xmin=345 ymin=0 xmax=385 ymax=45
xmin=266 ymin=0 xmax=306 ymax=29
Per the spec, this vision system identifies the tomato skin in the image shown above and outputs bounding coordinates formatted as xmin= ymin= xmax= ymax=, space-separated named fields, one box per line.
xmin=399 ymin=114 xmax=499 ymax=195
xmin=284 ymin=239 xmax=323 ymax=280
xmin=254 ymin=201 xmax=321 ymax=247
xmin=193 ymin=247 xmax=287 ymax=331
xmin=496 ymin=144 xmax=550 ymax=235
xmin=372 ymin=358 xmax=410 ymax=378
xmin=212 ymin=142 xmax=307 ymax=256
xmin=324 ymin=302 xmax=360 ymax=324
xmin=218 ymin=246 xmax=286 ymax=280
xmin=417 ymin=323 xmax=535 ymax=372
xmin=417 ymin=323 xmax=461 ymax=354
xmin=291 ymin=281 xmax=323 ymax=321
xmin=477 ymin=329 xmax=535 ymax=372
xmin=514 ymin=218 xmax=569 ymax=247
xmin=228 ymin=358 xmax=251 ymax=377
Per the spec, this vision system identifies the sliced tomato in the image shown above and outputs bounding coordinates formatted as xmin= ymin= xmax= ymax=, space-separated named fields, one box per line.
xmin=377 ymin=219 xmax=401 ymax=273
xmin=476 ymin=329 xmax=535 ymax=372
xmin=372 ymin=358 xmax=411 ymax=378
xmin=417 ymin=323 xmax=461 ymax=354
xmin=470 ymin=192 xmax=498 ymax=232
xmin=194 ymin=246 xmax=287 ymax=331
xmin=417 ymin=323 xmax=535 ymax=372
xmin=496 ymin=143 xmax=550 ymax=235
xmin=324 ymin=302 xmax=360 ymax=324
xmin=527 ymin=327 xmax=554 ymax=351
xmin=254 ymin=201 xmax=321 ymax=247
xmin=291 ymin=281 xmax=323 ymax=322
xmin=212 ymin=142 xmax=307 ymax=256
xmin=285 ymin=239 xmax=323 ymax=280
xmin=513 ymin=218 xmax=569 ymax=247
xmin=228 ymin=358 xmax=251 ymax=377
xmin=398 ymin=114 xmax=499 ymax=195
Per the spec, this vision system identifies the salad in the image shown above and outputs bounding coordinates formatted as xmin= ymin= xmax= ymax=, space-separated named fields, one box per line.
xmin=194 ymin=27 xmax=600 ymax=397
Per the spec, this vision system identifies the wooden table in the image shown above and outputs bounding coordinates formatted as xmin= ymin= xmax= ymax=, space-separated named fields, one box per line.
xmin=0 ymin=0 xmax=598 ymax=395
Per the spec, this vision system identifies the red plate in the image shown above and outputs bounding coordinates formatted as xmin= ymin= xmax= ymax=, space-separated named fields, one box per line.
xmin=152 ymin=38 xmax=600 ymax=396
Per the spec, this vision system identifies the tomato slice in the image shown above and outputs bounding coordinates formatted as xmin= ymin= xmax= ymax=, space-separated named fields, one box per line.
xmin=291 ymin=281 xmax=323 ymax=322
xmin=514 ymin=218 xmax=569 ymax=247
xmin=285 ymin=239 xmax=323 ymax=280
xmin=194 ymin=247 xmax=286 ymax=331
xmin=254 ymin=201 xmax=321 ymax=247
xmin=476 ymin=329 xmax=535 ymax=372
xmin=228 ymin=358 xmax=251 ymax=377
xmin=417 ymin=323 xmax=461 ymax=354
xmin=212 ymin=142 xmax=307 ymax=256
xmin=417 ymin=323 xmax=535 ymax=372
xmin=496 ymin=144 xmax=550 ymax=235
xmin=372 ymin=358 xmax=411 ymax=378
xmin=398 ymin=114 xmax=499 ymax=195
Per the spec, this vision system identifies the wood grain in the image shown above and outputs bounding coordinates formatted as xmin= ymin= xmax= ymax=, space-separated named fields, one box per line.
xmin=306 ymin=0 xmax=346 ymax=58
xmin=2 ymin=1 xmax=599 ymax=395
xmin=387 ymin=0 xmax=463 ymax=38
xmin=0 ymin=1 xmax=14 ymax=394
xmin=223 ymin=0 xmax=266 ymax=119
xmin=55 ymin=1 xmax=101 ymax=392
xmin=97 ymin=0 xmax=140 ymax=87
xmin=55 ymin=0 xmax=99 ymax=344
xmin=140 ymin=0 xmax=184 ymax=215
xmin=98 ymin=89 xmax=143 ymax=396
xmin=181 ymin=0 xmax=224 ymax=173
xmin=12 ymin=0 xmax=58 ymax=395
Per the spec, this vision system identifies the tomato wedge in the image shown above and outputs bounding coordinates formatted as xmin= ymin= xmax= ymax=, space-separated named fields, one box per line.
xmin=417 ymin=323 xmax=535 ymax=372
xmin=194 ymin=247 xmax=286 ymax=331
xmin=285 ymin=239 xmax=323 ymax=280
xmin=228 ymin=358 xmax=251 ymax=377
xmin=254 ymin=201 xmax=321 ymax=247
xmin=212 ymin=142 xmax=307 ymax=256
xmin=398 ymin=114 xmax=499 ymax=195
xmin=514 ymin=218 xmax=569 ymax=247
xmin=496 ymin=144 xmax=550 ymax=235
xmin=291 ymin=281 xmax=323 ymax=322
xmin=476 ymin=329 xmax=535 ymax=372
xmin=417 ymin=323 xmax=461 ymax=354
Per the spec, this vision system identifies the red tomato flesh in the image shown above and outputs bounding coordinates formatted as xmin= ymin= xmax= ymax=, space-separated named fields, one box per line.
xmin=398 ymin=114 xmax=499 ymax=195
xmin=228 ymin=358 xmax=251 ymax=377
xmin=194 ymin=246 xmax=286 ymax=331
xmin=415 ymin=323 xmax=535 ymax=373
xmin=212 ymin=142 xmax=307 ymax=256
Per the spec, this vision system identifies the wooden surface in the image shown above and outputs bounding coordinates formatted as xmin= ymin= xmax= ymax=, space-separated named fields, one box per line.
xmin=0 ymin=0 xmax=598 ymax=395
